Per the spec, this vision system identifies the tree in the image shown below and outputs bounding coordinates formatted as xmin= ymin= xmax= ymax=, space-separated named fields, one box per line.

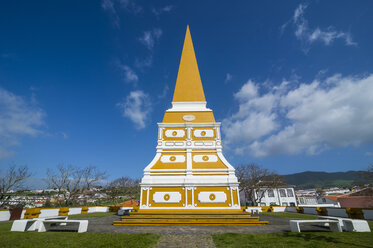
xmin=356 ymin=163 xmax=373 ymax=187
xmin=361 ymin=164 xmax=373 ymax=181
xmin=236 ymin=163 xmax=283 ymax=206
xmin=45 ymin=164 xmax=106 ymax=206
xmin=107 ymin=177 xmax=140 ymax=204
xmin=0 ymin=164 xmax=31 ymax=208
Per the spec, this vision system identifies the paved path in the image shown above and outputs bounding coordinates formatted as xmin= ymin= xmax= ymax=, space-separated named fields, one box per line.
xmin=87 ymin=214 xmax=328 ymax=234
xmin=156 ymin=234 xmax=215 ymax=248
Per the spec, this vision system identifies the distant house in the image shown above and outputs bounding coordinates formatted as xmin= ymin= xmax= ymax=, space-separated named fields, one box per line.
xmin=323 ymin=187 xmax=351 ymax=195
xmin=338 ymin=188 xmax=373 ymax=208
xmin=297 ymin=196 xmax=318 ymax=205
xmin=240 ymin=182 xmax=297 ymax=207
xmin=318 ymin=195 xmax=341 ymax=207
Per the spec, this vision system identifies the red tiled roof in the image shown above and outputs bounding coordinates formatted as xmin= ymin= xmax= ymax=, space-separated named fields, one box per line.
xmin=116 ymin=200 xmax=139 ymax=207
xmin=339 ymin=196 xmax=373 ymax=208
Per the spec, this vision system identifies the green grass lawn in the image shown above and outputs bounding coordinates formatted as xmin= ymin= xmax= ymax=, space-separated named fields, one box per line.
xmin=261 ymin=211 xmax=317 ymax=220
xmin=213 ymin=232 xmax=373 ymax=248
xmin=0 ymin=214 xmax=160 ymax=248
xmin=68 ymin=212 xmax=115 ymax=220
xmin=214 ymin=212 xmax=373 ymax=248
xmin=261 ymin=211 xmax=373 ymax=230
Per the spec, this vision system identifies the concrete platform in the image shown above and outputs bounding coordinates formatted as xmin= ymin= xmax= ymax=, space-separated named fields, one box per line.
xmin=88 ymin=214 xmax=330 ymax=234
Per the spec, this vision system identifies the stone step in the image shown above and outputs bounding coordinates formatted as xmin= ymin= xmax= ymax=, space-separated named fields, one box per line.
xmin=122 ymin=215 xmax=259 ymax=219
xmin=113 ymin=219 xmax=268 ymax=225
xmin=130 ymin=211 xmax=249 ymax=215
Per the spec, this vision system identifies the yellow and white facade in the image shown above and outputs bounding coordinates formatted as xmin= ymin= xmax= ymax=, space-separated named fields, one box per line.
xmin=140 ymin=26 xmax=240 ymax=210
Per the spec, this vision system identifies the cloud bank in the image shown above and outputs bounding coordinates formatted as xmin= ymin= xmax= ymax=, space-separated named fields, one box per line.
xmin=222 ymin=74 xmax=373 ymax=157
xmin=0 ymin=88 xmax=45 ymax=159
xmin=117 ymin=90 xmax=151 ymax=129
xmin=283 ymin=3 xmax=357 ymax=51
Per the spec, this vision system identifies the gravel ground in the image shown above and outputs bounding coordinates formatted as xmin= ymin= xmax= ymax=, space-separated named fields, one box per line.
xmin=156 ymin=234 xmax=216 ymax=248
xmin=87 ymin=214 xmax=330 ymax=234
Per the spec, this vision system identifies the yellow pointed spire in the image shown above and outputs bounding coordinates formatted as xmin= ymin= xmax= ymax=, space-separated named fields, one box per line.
xmin=172 ymin=26 xmax=206 ymax=102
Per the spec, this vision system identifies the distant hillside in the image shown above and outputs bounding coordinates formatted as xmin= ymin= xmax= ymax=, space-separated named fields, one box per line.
xmin=283 ymin=171 xmax=370 ymax=189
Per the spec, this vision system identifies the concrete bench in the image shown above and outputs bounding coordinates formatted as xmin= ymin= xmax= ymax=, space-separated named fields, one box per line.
xmin=10 ymin=216 xmax=69 ymax=232
xmin=33 ymin=216 xmax=69 ymax=231
xmin=290 ymin=219 xmax=342 ymax=232
xmin=118 ymin=207 xmax=133 ymax=216
xmin=317 ymin=216 xmax=371 ymax=232
xmin=11 ymin=219 xmax=38 ymax=232
xmin=343 ymin=219 xmax=371 ymax=232
xmin=38 ymin=219 xmax=88 ymax=233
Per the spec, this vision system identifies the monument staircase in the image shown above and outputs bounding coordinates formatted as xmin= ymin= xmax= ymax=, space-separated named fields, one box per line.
xmin=113 ymin=209 xmax=268 ymax=225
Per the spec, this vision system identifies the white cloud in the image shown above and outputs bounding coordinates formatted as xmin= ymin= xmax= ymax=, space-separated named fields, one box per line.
xmin=135 ymin=55 xmax=153 ymax=68
xmin=117 ymin=90 xmax=151 ymax=129
xmin=158 ymin=84 xmax=169 ymax=99
xmin=152 ymin=5 xmax=174 ymax=17
xmin=101 ymin=0 xmax=120 ymax=28
xmin=101 ymin=0 xmax=142 ymax=28
xmin=0 ymin=87 xmax=45 ymax=159
xmin=285 ymin=3 xmax=357 ymax=51
xmin=225 ymin=73 xmax=233 ymax=83
xmin=139 ymin=28 xmax=163 ymax=50
xmin=222 ymin=74 xmax=373 ymax=158
xmin=365 ymin=152 xmax=373 ymax=157
xmin=117 ymin=64 xmax=138 ymax=84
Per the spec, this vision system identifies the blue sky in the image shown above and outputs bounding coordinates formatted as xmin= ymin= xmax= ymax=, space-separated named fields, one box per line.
xmin=1 ymin=1 xmax=373 ymax=186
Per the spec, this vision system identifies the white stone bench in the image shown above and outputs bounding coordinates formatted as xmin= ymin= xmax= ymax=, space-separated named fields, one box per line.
xmin=290 ymin=219 xmax=342 ymax=232
xmin=118 ymin=207 xmax=133 ymax=216
xmin=33 ymin=216 xmax=68 ymax=231
xmin=343 ymin=219 xmax=371 ymax=232
xmin=11 ymin=216 xmax=69 ymax=232
xmin=317 ymin=216 xmax=371 ymax=232
xmin=38 ymin=219 xmax=88 ymax=233
xmin=11 ymin=219 xmax=38 ymax=232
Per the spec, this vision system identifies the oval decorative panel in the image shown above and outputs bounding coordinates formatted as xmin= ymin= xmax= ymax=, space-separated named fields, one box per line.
xmin=193 ymin=129 xmax=214 ymax=138
xmin=153 ymin=192 xmax=182 ymax=203
xmin=193 ymin=155 xmax=218 ymax=163
xmin=165 ymin=129 xmax=185 ymax=138
xmin=161 ymin=155 xmax=186 ymax=163
xmin=198 ymin=192 xmax=227 ymax=203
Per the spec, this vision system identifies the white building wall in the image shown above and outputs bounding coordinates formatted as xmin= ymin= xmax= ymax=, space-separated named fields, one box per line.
xmin=253 ymin=187 xmax=297 ymax=207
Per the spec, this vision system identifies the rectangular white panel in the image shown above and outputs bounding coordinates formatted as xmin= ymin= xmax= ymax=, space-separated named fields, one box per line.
xmin=193 ymin=129 xmax=214 ymax=138
xmin=161 ymin=155 xmax=185 ymax=163
xmin=165 ymin=129 xmax=185 ymax=138
xmin=193 ymin=155 xmax=218 ymax=163
xmin=153 ymin=192 xmax=181 ymax=203
xmin=198 ymin=192 xmax=227 ymax=203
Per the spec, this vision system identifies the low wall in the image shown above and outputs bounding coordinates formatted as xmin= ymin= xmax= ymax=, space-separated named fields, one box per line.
xmin=0 ymin=206 xmax=110 ymax=221
xmin=285 ymin=207 xmax=298 ymax=213
xmin=68 ymin=207 xmax=82 ymax=215
xmin=39 ymin=208 xmax=60 ymax=218
xmin=303 ymin=207 xmax=318 ymax=215
xmin=243 ymin=206 xmax=373 ymax=220
xmin=326 ymin=208 xmax=349 ymax=218
xmin=88 ymin=206 xmax=109 ymax=213
xmin=272 ymin=207 xmax=286 ymax=212
xmin=0 ymin=210 xmax=10 ymax=221
xmin=245 ymin=207 xmax=262 ymax=213
xmin=283 ymin=206 xmax=373 ymax=220
xmin=362 ymin=209 xmax=373 ymax=220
